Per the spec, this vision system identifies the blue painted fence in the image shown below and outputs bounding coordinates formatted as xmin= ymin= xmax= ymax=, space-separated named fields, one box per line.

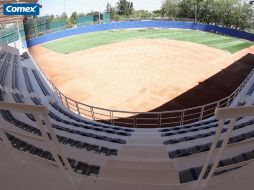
xmin=27 ymin=21 xmax=254 ymax=47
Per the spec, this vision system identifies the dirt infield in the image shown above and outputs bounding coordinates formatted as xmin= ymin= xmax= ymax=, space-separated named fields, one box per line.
xmin=29 ymin=39 xmax=254 ymax=112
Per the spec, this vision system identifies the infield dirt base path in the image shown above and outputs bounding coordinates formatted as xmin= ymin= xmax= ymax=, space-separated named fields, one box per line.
xmin=29 ymin=39 xmax=253 ymax=112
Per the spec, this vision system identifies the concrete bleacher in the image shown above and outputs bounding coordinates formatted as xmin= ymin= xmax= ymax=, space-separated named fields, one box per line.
xmin=1 ymin=45 xmax=254 ymax=189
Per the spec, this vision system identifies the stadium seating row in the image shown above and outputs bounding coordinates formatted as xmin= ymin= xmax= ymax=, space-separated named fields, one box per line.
xmin=246 ymin=82 xmax=254 ymax=96
xmin=168 ymin=128 xmax=254 ymax=159
xmin=22 ymin=67 xmax=34 ymax=93
xmin=1 ymin=92 xmax=120 ymax=156
xmin=7 ymin=94 xmax=127 ymax=144
xmin=160 ymin=119 xmax=220 ymax=133
xmin=0 ymin=52 xmax=12 ymax=86
xmin=1 ymin=108 xmax=119 ymax=156
xmin=12 ymin=64 xmax=18 ymax=89
xmin=180 ymin=150 xmax=254 ymax=183
xmin=49 ymin=101 xmax=134 ymax=132
xmin=0 ymin=51 xmax=6 ymax=60
xmin=12 ymin=93 xmax=131 ymax=137
xmin=164 ymin=119 xmax=253 ymax=145
xmin=31 ymin=69 xmax=50 ymax=96
xmin=5 ymin=133 xmax=100 ymax=176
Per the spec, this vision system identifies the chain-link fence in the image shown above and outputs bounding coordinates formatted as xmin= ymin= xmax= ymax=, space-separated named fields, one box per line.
xmin=24 ymin=13 xmax=111 ymax=40
xmin=0 ymin=22 xmax=26 ymax=46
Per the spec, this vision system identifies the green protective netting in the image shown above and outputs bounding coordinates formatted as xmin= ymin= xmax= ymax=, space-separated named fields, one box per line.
xmin=49 ymin=20 xmax=67 ymax=32
xmin=0 ymin=25 xmax=23 ymax=45
xmin=22 ymin=13 xmax=110 ymax=40
xmin=24 ymin=14 xmax=109 ymax=35
xmin=24 ymin=17 xmax=67 ymax=39
xmin=103 ymin=13 xmax=111 ymax=23
xmin=77 ymin=16 xmax=94 ymax=27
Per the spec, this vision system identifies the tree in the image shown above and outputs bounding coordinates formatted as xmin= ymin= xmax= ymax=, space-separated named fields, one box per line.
xmin=178 ymin=0 xmax=195 ymax=19
xmin=66 ymin=12 xmax=78 ymax=28
xmin=161 ymin=0 xmax=180 ymax=18
xmin=48 ymin=14 xmax=55 ymax=22
xmin=86 ymin=11 xmax=99 ymax=16
xmin=78 ymin=13 xmax=85 ymax=17
xmin=159 ymin=0 xmax=254 ymax=30
xmin=132 ymin=10 xmax=153 ymax=19
xmin=105 ymin=2 xmax=116 ymax=18
xmin=70 ymin=12 xmax=78 ymax=24
xmin=196 ymin=0 xmax=254 ymax=30
xmin=116 ymin=0 xmax=134 ymax=16
xmin=60 ymin=12 xmax=67 ymax=19
xmin=153 ymin=10 xmax=162 ymax=17
xmin=106 ymin=2 xmax=112 ymax=13
xmin=229 ymin=1 xmax=254 ymax=30
xmin=55 ymin=15 xmax=60 ymax=21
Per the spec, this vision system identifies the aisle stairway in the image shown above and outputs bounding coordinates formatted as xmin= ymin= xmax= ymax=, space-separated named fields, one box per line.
xmin=100 ymin=131 xmax=179 ymax=184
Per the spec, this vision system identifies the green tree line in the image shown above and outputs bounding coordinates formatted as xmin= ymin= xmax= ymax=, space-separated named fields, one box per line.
xmin=107 ymin=0 xmax=254 ymax=31
xmin=160 ymin=0 xmax=254 ymax=31
xmin=29 ymin=0 xmax=254 ymax=31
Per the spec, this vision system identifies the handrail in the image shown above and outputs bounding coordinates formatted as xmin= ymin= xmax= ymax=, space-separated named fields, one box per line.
xmin=0 ymin=102 xmax=48 ymax=115
xmin=194 ymin=105 xmax=254 ymax=189
xmin=215 ymin=105 xmax=254 ymax=119
xmin=57 ymin=70 xmax=252 ymax=114
xmin=0 ymin=102 xmax=75 ymax=182
xmin=28 ymin=50 xmax=254 ymax=128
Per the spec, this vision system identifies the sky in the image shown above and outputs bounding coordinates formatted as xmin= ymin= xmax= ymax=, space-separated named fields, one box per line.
xmin=38 ymin=0 xmax=163 ymax=16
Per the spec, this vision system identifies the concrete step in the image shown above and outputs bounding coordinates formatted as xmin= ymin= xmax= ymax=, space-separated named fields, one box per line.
xmin=126 ymin=137 xmax=163 ymax=145
xmin=109 ymin=157 xmax=170 ymax=162
xmin=121 ymin=145 xmax=166 ymax=152
xmin=107 ymin=159 xmax=174 ymax=169
xmin=100 ymin=166 xmax=179 ymax=185
xmin=118 ymin=149 xmax=168 ymax=158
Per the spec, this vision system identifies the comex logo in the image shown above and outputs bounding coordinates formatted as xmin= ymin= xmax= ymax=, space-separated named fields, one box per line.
xmin=3 ymin=3 xmax=40 ymax=16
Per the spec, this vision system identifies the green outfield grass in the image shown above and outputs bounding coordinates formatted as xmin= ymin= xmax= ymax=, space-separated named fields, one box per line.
xmin=42 ymin=28 xmax=254 ymax=54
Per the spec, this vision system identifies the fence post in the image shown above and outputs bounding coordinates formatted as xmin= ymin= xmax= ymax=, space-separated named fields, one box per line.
xmin=226 ymin=96 xmax=231 ymax=107
xmin=110 ymin=111 xmax=114 ymax=125
xmin=180 ymin=111 xmax=185 ymax=125
xmin=158 ymin=113 xmax=161 ymax=128
xmin=76 ymin=102 xmax=80 ymax=116
xmin=90 ymin=107 xmax=95 ymax=120
xmin=133 ymin=114 xmax=137 ymax=128
xmin=65 ymin=96 xmax=70 ymax=110
xmin=216 ymin=101 xmax=220 ymax=109
xmin=200 ymin=106 xmax=204 ymax=121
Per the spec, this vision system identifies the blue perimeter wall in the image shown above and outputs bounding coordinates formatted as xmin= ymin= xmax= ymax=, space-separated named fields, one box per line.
xmin=27 ymin=21 xmax=254 ymax=47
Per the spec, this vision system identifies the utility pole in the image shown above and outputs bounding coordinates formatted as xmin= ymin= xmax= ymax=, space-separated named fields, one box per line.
xmin=64 ymin=0 xmax=66 ymax=13
xmin=194 ymin=0 xmax=198 ymax=23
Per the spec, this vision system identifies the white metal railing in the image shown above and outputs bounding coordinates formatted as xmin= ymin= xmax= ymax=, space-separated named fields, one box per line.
xmin=29 ymin=50 xmax=254 ymax=128
xmin=194 ymin=105 xmax=254 ymax=190
xmin=0 ymin=102 xmax=75 ymax=182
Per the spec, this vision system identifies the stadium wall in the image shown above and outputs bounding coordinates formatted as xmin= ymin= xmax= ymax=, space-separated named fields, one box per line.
xmin=26 ymin=21 xmax=254 ymax=47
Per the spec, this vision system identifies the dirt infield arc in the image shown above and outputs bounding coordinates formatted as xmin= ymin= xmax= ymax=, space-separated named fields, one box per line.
xmin=29 ymin=38 xmax=254 ymax=114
